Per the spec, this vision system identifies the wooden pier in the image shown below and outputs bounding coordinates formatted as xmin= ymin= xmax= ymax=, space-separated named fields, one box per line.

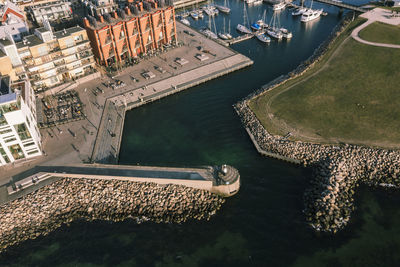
xmin=226 ymin=33 xmax=255 ymax=46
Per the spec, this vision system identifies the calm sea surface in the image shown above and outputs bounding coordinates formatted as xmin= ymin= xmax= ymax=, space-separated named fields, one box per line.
xmin=3 ymin=1 xmax=400 ymax=266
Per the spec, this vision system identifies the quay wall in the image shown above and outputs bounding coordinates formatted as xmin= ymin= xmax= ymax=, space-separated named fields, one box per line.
xmin=235 ymin=16 xmax=400 ymax=233
xmin=0 ymin=177 xmax=225 ymax=253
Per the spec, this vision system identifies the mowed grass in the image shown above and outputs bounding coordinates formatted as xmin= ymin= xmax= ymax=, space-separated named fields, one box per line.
xmin=359 ymin=21 xmax=400 ymax=45
xmin=250 ymin=19 xmax=400 ymax=148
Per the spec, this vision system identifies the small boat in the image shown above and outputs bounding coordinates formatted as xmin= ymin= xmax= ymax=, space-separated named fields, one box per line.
xmin=252 ymin=0 xmax=263 ymax=5
xmin=180 ymin=18 xmax=190 ymax=26
xmin=273 ymin=2 xmax=286 ymax=11
xmin=246 ymin=0 xmax=256 ymax=4
xmin=190 ymin=11 xmax=199 ymax=20
xmin=300 ymin=8 xmax=323 ymax=22
xmin=256 ymin=33 xmax=271 ymax=43
xmin=292 ymin=7 xmax=307 ymax=16
xmin=251 ymin=23 xmax=261 ymax=31
xmin=201 ymin=28 xmax=218 ymax=39
xmin=266 ymin=28 xmax=283 ymax=40
xmin=280 ymin=28 xmax=293 ymax=39
xmin=215 ymin=0 xmax=230 ymax=14
xmin=218 ymin=32 xmax=230 ymax=40
xmin=237 ymin=24 xmax=252 ymax=34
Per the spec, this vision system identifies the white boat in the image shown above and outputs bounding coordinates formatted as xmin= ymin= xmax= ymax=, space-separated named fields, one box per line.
xmin=256 ymin=33 xmax=271 ymax=43
xmin=292 ymin=7 xmax=307 ymax=16
xmin=201 ymin=29 xmax=218 ymax=39
xmin=253 ymin=0 xmax=263 ymax=4
xmin=215 ymin=0 xmax=230 ymax=13
xmin=300 ymin=8 xmax=323 ymax=22
xmin=267 ymin=8 xmax=282 ymax=40
xmin=273 ymin=2 xmax=286 ymax=11
xmin=180 ymin=18 xmax=190 ymax=26
xmin=237 ymin=24 xmax=252 ymax=34
xmin=266 ymin=28 xmax=283 ymax=40
xmin=190 ymin=11 xmax=199 ymax=20
xmin=218 ymin=32 xmax=229 ymax=40
xmin=237 ymin=2 xmax=252 ymax=34
xmin=280 ymin=28 xmax=293 ymax=39
xmin=246 ymin=0 xmax=256 ymax=4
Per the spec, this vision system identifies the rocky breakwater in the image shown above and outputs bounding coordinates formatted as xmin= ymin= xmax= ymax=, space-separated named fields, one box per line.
xmin=235 ymin=100 xmax=400 ymax=233
xmin=0 ymin=178 xmax=225 ymax=253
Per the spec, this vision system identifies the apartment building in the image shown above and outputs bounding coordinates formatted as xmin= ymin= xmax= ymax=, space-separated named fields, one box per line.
xmin=83 ymin=0 xmax=118 ymax=17
xmin=0 ymin=21 xmax=96 ymax=92
xmin=0 ymin=1 xmax=28 ymax=41
xmin=83 ymin=0 xmax=177 ymax=66
xmin=0 ymin=76 xmax=42 ymax=166
xmin=27 ymin=0 xmax=72 ymax=25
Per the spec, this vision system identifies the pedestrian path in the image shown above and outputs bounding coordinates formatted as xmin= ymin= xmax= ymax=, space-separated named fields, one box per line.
xmin=352 ymin=8 xmax=400 ymax=49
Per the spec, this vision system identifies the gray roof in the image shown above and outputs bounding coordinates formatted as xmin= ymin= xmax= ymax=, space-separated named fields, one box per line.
xmin=54 ymin=26 xmax=84 ymax=39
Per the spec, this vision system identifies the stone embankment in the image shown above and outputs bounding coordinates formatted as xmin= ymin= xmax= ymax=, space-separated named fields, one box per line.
xmin=0 ymin=178 xmax=224 ymax=253
xmin=235 ymin=15 xmax=400 ymax=233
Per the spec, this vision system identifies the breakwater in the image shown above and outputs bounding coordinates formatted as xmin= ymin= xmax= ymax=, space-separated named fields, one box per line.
xmin=0 ymin=177 xmax=224 ymax=253
xmin=234 ymin=16 xmax=400 ymax=233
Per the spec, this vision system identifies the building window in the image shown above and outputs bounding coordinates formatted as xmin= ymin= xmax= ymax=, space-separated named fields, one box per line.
xmin=14 ymin=123 xmax=32 ymax=141
xmin=8 ymin=144 xmax=25 ymax=160
xmin=23 ymin=142 xmax=36 ymax=147
xmin=27 ymin=149 xmax=39 ymax=155
xmin=0 ymin=128 xmax=12 ymax=135
xmin=0 ymin=145 xmax=10 ymax=163
xmin=5 ymin=137 xmax=17 ymax=143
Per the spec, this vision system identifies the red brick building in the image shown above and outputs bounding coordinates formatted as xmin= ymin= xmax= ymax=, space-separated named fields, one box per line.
xmin=83 ymin=1 xmax=177 ymax=66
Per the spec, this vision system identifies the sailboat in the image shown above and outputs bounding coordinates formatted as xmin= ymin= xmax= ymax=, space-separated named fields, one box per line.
xmin=256 ymin=32 xmax=271 ymax=43
xmin=226 ymin=20 xmax=233 ymax=39
xmin=300 ymin=0 xmax=323 ymax=22
xmin=201 ymin=9 xmax=218 ymax=39
xmin=236 ymin=2 xmax=252 ymax=34
xmin=251 ymin=9 xmax=268 ymax=31
xmin=218 ymin=17 xmax=232 ymax=40
xmin=180 ymin=6 xmax=190 ymax=18
xmin=190 ymin=4 xmax=199 ymax=19
xmin=266 ymin=10 xmax=282 ymax=40
xmin=215 ymin=0 xmax=231 ymax=14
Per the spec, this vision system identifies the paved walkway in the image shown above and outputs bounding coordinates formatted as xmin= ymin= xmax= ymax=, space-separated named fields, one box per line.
xmin=352 ymin=8 xmax=400 ymax=48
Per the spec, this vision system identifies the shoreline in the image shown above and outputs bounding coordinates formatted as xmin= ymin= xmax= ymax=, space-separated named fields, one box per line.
xmin=234 ymin=16 xmax=400 ymax=233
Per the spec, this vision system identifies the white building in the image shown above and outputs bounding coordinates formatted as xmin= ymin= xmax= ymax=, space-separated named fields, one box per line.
xmin=27 ymin=0 xmax=72 ymax=25
xmin=0 ymin=1 xmax=28 ymax=41
xmin=0 ymin=75 xmax=42 ymax=166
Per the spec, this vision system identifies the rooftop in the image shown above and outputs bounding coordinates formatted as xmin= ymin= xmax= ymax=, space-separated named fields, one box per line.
xmin=85 ymin=3 xmax=173 ymax=30
xmin=53 ymin=26 xmax=85 ymax=39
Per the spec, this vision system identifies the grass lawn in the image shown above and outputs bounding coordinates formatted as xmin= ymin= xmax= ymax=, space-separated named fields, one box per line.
xmin=359 ymin=21 xmax=400 ymax=45
xmin=249 ymin=18 xmax=400 ymax=148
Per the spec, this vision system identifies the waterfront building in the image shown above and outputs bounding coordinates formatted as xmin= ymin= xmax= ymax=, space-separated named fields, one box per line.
xmin=26 ymin=0 xmax=72 ymax=25
xmin=0 ymin=20 xmax=96 ymax=92
xmin=0 ymin=1 xmax=28 ymax=41
xmin=0 ymin=75 xmax=42 ymax=166
xmin=83 ymin=0 xmax=177 ymax=66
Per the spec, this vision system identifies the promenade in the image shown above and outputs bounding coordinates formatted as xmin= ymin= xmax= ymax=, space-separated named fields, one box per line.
xmin=0 ymin=22 xmax=252 ymax=188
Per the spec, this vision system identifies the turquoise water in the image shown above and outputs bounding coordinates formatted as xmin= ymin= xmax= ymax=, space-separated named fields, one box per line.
xmin=3 ymin=1 xmax=400 ymax=266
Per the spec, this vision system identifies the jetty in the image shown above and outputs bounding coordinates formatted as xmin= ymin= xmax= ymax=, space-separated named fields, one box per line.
xmin=226 ymin=33 xmax=255 ymax=45
xmin=1 ymin=163 xmax=240 ymax=205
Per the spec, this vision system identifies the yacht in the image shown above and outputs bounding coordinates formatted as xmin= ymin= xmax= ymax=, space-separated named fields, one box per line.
xmin=300 ymin=8 xmax=323 ymax=22
xmin=218 ymin=32 xmax=230 ymax=40
xmin=237 ymin=2 xmax=251 ymax=34
xmin=215 ymin=0 xmax=230 ymax=13
xmin=201 ymin=28 xmax=218 ymax=39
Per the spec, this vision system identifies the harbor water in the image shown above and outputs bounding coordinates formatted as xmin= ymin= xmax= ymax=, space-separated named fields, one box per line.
xmin=3 ymin=1 xmax=400 ymax=266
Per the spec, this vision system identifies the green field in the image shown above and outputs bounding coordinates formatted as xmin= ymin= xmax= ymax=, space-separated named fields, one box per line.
xmin=249 ymin=19 xmax=400 ymax=148
xmin=359 ymin=22 xmax=400 ymax=45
